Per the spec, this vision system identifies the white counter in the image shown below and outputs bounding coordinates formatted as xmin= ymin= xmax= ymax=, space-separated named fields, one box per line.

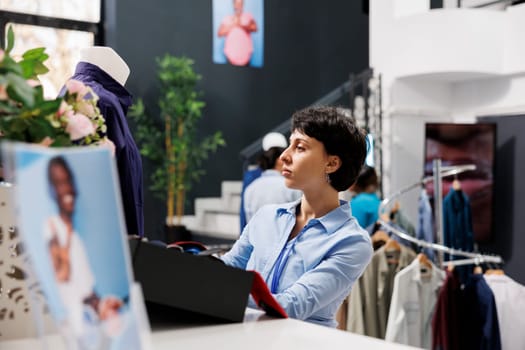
xmin=1 ymin=308 xmax=419 ymax=349
xmin=152 ymin=308 xmax=419 ymax=349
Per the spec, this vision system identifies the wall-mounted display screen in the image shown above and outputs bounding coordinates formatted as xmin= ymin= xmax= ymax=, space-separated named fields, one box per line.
xmin=424 ymin=123 xmax=496 ymax=242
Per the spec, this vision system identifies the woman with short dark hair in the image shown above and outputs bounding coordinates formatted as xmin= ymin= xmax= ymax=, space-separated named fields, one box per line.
xmin=222 ymin=106 xmax=373 ymax=328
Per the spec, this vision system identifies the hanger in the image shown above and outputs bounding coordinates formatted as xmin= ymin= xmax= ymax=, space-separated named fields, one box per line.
xmin=383 ymin=237 xmax=401 ymax=264
xmin=384 ymin=237 xmax=401 ymax=252
xmin=389 ymin=200 xmax=401 ymax=220
xmin=473 ymin=265 xmax=483 ymax=274
xmin=485 ymin=261 xmax=505 ymax=275
xmin=371 ymin=229 xmax=390 ymax=244
xmin=417 ymin=252 xmax=432 ymax=270
xmin=452 ymin=174 xmax=461 ymax=191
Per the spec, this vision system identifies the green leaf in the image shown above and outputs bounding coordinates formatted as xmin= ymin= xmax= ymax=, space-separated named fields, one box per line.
xmin=50 ymin=134 xmax=73 ymax=147
xmin=33 ymin=61 xmax=49 ymax=76
xmin=6 ymin=72 xmax=34 ymax=107
xmin=18 ymin=60 xmax=35 ymax=79
xmin=34 ymin=98 xmax=61 ymax=116
xmin=1 ymin=56 xmax=23 ymax=76
xmin=22 ymin=47 xmax=47 ymax=61
xmin=6 ymin=26 xmax=14 ymax=54
xmin=27 ymin=117 xmax=56 ymax=142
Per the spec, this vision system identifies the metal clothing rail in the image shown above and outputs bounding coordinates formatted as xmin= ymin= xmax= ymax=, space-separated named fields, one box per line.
xmin=443 ymin=257 xmax=501 ymax=267
xmin=376 ymin=220 xmax=503 ymax=265
xmin=378 ymin=162 xmax=503 ymax=266
xmin=379 ymin=164 xmax=477 ymax=212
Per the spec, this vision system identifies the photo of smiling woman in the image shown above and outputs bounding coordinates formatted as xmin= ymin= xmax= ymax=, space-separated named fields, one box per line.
xmin=44 ymin=156 xmax=124 ymax=341
xmin=4 ymin=144 xmax=144 ymax=349
xmin=221 ymin=106 xmax=373 ymax=327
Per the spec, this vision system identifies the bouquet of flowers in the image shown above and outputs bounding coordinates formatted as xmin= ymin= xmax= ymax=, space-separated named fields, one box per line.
xmin=0 ymin=26 xmax=113 ymax=152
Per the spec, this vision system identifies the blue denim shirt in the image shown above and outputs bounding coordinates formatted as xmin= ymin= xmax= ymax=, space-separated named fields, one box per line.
xmin=222 ymin=199 xmax=373 ymax=327
xmin=417 ymin=189 xmax=435 ymax=261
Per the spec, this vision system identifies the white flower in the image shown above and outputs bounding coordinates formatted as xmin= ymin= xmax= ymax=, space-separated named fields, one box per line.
xmin=75 ymin=99 xmax=96 ymax=117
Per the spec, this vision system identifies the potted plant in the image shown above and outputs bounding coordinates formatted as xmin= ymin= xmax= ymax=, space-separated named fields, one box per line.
xmin=129 ymin=54 xmax=225 ymax=242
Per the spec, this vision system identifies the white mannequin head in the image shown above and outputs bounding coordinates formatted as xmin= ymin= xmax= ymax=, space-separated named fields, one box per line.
xmin=79 ymin=46 xmax=130 ymax=86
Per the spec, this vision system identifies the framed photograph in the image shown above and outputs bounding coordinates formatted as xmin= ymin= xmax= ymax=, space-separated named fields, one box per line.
xmin=212 ymin=0 xmax=264 ymax=68
xmin=3 ymin=143 xmax=148 ymax=349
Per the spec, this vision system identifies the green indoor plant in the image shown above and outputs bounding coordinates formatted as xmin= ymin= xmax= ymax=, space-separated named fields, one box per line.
xmin=129 ymin=54 xmax=225 ymax=241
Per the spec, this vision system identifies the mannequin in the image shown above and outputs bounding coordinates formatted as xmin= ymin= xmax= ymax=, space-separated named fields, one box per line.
xmin=78 ymin=47 xmax=130 ymax=86
xmin=70 ymin=47 xmax=144 ymax=237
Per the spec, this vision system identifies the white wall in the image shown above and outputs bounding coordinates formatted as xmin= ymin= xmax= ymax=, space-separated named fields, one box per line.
xmin=370 ymin=0 xmax=525 ymax=223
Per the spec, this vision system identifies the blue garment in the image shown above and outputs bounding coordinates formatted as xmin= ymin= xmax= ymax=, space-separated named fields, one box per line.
xmin=222 ymin=199 xmax=373 ymax=328
xmin=244 ymin=169 xmax=301 ymax=223
xmin=461 ymin=274 xmax=501 ymax=350
xmin=443 ymin=188 xmax=473 ymax=257
xmin=71 ymin=62 xmax=144 ymax=237
xmin=239 ymin=167 xmax=263 ymax=233
xmin=350 ymin=192 xmax=381 ymax=229
xmin=416 ymin=189 xmax=435 ymax=261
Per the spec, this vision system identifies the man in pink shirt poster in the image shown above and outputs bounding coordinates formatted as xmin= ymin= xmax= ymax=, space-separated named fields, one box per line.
xmin=213 ymin=0 xmax=264 ymax=67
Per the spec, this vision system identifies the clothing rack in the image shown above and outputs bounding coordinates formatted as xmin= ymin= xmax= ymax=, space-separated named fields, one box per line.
xmin=443 ymin=257 xmax=500 ymax=267
xmin=379 ymin=163 xmax=476 ymax=210
xmin=376 ymin=220 xmax=503 ymax=265
xmin=378 ymin=161 xmax=503 ymax=267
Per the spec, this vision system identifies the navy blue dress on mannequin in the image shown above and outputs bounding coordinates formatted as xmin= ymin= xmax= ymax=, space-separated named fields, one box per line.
xmin=70 ymin=62 xmax=144 ymax=237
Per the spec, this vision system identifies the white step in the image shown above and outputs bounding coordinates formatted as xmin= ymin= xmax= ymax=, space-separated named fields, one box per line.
xmin=180 ymin=213 xmax=239 ymax=240
xmin=168 ymin=181 xmax=243 ymax=240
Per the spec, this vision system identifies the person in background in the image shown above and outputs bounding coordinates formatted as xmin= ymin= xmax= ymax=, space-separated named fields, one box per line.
xmin=350 ymin=166 xmax=381 ymax=229
xmin=222 ymin=106 xmax=373 ymax=328
xmin=243 ymin=143 xmax=302 ymax=224
xmin=239 ymin=132 xmax=289 ymax=232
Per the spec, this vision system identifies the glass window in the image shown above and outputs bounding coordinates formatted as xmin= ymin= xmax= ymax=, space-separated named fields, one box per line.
xmin=0 ymin=0 xmax=101 ymax=23
xmin=8 ymin=23 xmax=95 ymax=98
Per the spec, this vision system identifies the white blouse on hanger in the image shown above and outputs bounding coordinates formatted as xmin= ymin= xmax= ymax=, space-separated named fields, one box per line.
xmin=484 ymin=274 xmax=525 ymax=350
xmin=384 ymin=259 xmax=445 ymax=349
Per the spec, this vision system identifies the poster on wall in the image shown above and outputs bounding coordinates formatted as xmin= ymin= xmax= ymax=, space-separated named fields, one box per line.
xmin=424 ymin=123 xmax=496 ymax=243
xmin=2 ymin=143 xmax=150 ymax=349
xmin=212 ymin=0 xmax=264 ymax=68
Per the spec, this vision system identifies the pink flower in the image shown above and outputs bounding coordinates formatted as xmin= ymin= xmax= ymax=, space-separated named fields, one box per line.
xmin=98 ymin=137 xmax=116 ymax=157
xmin=0 ymin=84 xmax=7 ymax=100
xmin=65 ymin=111 xmax=95 ymax=140
xmin=65 ymin=79 xmax=88 ymax=97
xmin=26 ymin=79 xmax=40 ymax=87
xmin=57 ymin=100 xmax=69 ymax=116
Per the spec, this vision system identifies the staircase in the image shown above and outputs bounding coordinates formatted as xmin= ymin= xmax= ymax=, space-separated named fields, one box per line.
xmin=177 ymin=181 xmax=242 ymax=241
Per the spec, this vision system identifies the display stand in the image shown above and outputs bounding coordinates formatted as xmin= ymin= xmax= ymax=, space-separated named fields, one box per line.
xmin=1 ymin=144 xmax=153 ymax=350
xmin=0 ymin=183 xmax=56 ymax=342
xmin=129 ymin=282 xmax=153 ymax=350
